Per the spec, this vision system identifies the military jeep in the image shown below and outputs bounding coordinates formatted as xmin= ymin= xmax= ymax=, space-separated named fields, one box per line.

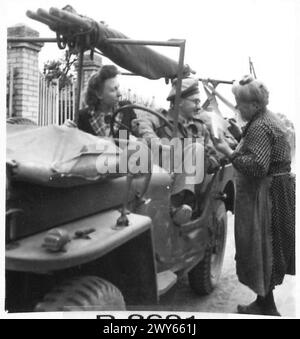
xmin=5 ymin=7 xmax=235 ymax=312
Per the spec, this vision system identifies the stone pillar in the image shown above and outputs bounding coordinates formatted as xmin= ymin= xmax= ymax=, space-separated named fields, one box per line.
xmin=7 ymin=24 xmax=44 ymax=122
xmin=75 ymin=52 xmax=102 ymax=108
xmin=81 ymin=52 xmax=103 ymax=90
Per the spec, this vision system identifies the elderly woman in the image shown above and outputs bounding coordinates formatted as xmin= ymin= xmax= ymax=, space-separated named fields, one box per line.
xmin=213 ymin=75 xmax=295 ymax=316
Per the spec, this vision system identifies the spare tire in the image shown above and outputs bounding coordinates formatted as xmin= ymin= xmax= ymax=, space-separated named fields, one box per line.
xmin=34 ymin=276 xmax=126 ymax=312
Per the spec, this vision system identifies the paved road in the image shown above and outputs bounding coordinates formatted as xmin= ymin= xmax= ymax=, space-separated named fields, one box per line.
xmin=159 ymin=212 xmax=297 ymax=317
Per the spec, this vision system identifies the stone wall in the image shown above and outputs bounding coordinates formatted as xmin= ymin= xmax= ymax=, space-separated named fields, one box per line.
xmin=7 ymin=24 xmax=43 ymax=123
xmin=7 ymin=25 xmax=104 ymax=122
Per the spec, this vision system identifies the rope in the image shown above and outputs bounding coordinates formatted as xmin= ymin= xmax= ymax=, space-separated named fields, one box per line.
xmin=55 ymin=20 xmax=101 ymax=61
xmin=56 ymin=32 xmax=67 ymax=50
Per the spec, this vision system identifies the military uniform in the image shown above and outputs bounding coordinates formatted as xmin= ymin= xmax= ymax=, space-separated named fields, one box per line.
xmin=132 ymin=108 xmax=220 ymax=200
xmin=132 ymin=108 xmax=220 ymax=175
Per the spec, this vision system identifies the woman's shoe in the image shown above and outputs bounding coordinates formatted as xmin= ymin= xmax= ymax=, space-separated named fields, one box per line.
xmin=237 ymin=301 xmax=264 ymax=316
xmin=262 ymin=307 xmax=281 ymax=317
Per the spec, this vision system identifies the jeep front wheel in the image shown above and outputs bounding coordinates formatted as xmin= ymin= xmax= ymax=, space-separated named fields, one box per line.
xmin=188 ymin=202 xmax=228 ymax=295
xmin=34 ymin=276 xmax=126 ymax=312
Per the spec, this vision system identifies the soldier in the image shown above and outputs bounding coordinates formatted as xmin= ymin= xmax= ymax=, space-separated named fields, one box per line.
xmin=132 ymin=78 xmax=220 ymax=224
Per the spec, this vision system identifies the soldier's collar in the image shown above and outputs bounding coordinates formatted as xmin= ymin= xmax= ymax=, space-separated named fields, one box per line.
xmin=167 ymin=110 xmax=188 ymax=125
xmin=192 ymin=114 xmax=205 ymax=124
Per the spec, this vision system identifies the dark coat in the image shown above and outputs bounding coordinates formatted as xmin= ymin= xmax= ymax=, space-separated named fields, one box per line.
xmin=77 ymin=108 xmax=98 ymax=136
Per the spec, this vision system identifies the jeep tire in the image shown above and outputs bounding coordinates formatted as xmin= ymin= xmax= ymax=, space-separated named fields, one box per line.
xmin=188 ymin=202 xmax=228 ymax=295
xmin=34 ymin=276 xmax=126 ymax=312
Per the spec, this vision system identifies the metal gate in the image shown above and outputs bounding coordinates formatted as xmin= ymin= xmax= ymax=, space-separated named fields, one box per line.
xmin=38 ymin=75 xmax=75 ymax=126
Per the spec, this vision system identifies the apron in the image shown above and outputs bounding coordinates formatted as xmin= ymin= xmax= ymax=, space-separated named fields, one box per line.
xmin=234 ymin=170 xmax=274 ymax=296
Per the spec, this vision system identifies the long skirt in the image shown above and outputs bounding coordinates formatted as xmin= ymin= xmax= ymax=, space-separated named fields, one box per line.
xmin=234 ymin=171 xmax=295 ymax=297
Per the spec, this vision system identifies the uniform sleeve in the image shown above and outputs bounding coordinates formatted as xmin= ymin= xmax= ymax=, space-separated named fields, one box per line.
xmin=131 ymin=111 xmax=170 ymax=168
xmin=203 ymin=126 xmax=217 ymax=156
xmin=231 ymin=123 xmax=272 ymax=177
xmin=131 ymin=111 xmax=160 ymax=142
xmin=201 ymin=125 xmax=221 ymax=173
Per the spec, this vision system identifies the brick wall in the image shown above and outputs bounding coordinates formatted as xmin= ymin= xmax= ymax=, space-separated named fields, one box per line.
xmin=7 ymin=26 xmax=103 ymax=122
xmin=7 ymin=24 xmax=43 ymax=123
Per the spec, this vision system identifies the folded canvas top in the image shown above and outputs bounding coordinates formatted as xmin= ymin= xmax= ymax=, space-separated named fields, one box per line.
xmin=7 ymin=124 xmax=127 ymax=187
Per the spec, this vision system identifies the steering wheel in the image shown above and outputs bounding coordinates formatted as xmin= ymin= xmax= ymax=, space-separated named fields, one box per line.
xmin=110 ymin=104 xmax=175 ymax=139
xmin=110 ymin=104 xmax=177 ymax=224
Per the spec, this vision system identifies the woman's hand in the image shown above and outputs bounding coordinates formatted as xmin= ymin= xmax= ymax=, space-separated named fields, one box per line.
xmin=227 ymin=118 xmax=242 ymax=141
xmin=212 ymin=134 xmax=234 ymax=158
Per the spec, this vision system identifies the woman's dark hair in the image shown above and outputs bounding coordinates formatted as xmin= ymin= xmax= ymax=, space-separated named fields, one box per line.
xmin=85 ymin=65 xmax=120 ymax=109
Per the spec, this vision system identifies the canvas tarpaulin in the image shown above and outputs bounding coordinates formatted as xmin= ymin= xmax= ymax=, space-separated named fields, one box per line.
xmin=27 ymin=6 xmax=189 ymax=80
xmin=6 ymin=124 xmax=140 ymax=186
xmin=95 ymin=23 xmax=189 ymax=80
xmin=196 ymin=82 xmax=238 ymax=149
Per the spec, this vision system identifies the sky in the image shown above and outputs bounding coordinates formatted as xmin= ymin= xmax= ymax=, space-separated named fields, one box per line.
xmin=2 ymin=0 xmax=299 ymax=121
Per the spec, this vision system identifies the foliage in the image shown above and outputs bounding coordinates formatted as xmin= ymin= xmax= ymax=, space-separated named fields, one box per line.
xmin=43 ymin=50 xmax=77 ymax=89
xmin=120 ymin=88 xmax=156 ymax=109
xmin=276 ymin=113 xmax=294 ymax=130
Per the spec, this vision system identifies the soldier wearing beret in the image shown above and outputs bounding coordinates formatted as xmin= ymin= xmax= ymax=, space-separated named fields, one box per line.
xmin=132 ymin=78 xmax=220 ymax=224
